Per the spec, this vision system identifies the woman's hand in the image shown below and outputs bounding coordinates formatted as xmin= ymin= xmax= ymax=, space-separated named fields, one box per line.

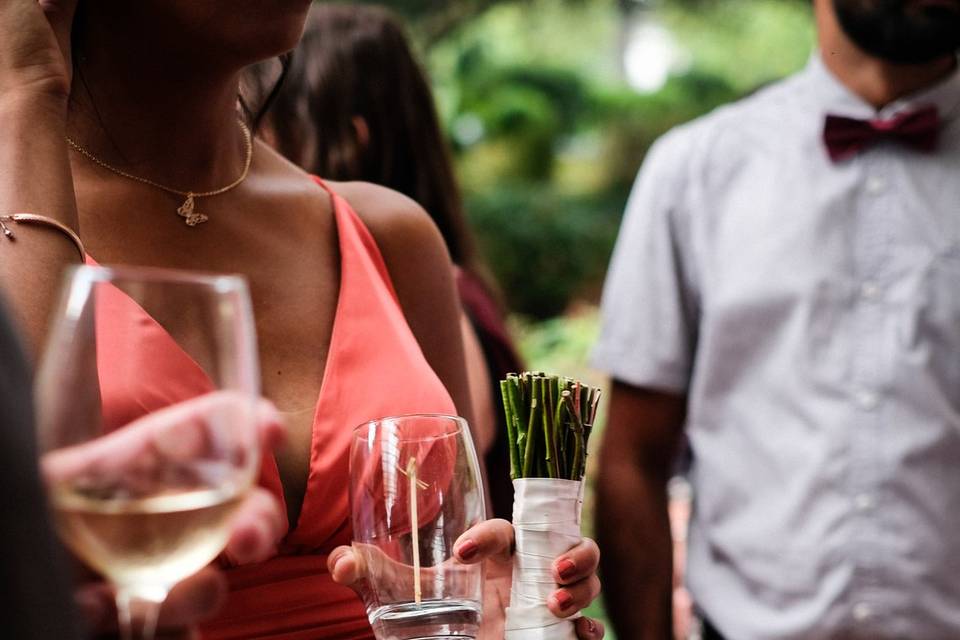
xmin=67 ymin=395 xmax=288 ymax=638
xmin=329 ymin=518 xmax=605 ymax=640
xmin=0 ymin=0 xmax=78 ymax=104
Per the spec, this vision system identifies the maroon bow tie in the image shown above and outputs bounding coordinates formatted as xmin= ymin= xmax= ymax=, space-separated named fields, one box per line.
xmin=823 ymin=105 xmax=940 ymax=162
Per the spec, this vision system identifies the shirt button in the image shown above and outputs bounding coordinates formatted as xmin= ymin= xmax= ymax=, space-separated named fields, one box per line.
xmin=865 ymin=175 xmax=886 ymax=195
xmin=855 ymin=389 xmax=880 ymax=411
xmin=860 ymin=281 xmax=881 ymax=300
xmin=853 ymin=602 xmax=873 ymax=621
xmin=855 ymin=493 xmax=875 ymax=511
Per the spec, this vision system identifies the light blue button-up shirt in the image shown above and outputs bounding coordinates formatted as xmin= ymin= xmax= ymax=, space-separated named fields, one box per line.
xmin=593 ymin=54 xmax=960 ymax=639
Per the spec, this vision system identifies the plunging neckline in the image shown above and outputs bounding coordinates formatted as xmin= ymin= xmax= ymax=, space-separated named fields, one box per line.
xmin=278 ymin=179 xmax=347 ymax=535
xmin=88 ymin=176 xmax=349 ymax=536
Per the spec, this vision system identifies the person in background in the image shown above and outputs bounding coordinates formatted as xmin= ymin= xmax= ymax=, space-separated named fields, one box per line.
xmin=248 ymin=3 xmax=524 ymax=520
xmin=593 ymin=0 xmax=960 ymax=638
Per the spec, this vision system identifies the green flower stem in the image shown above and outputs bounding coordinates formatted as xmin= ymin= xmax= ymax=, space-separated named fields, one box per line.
xmin=500 ymin=371 xmax=601 ymax=481
xmin=561 ymin=391 xmax=582 ymax=481
xmin=522 ymin=382 xmax=541 ymax=478
xmin=556 ymin=389 xmax=570 ymax=480
xmin=500 ymin=379 xmax=522 ymax=479
xmin=540 ymin=377 xmax=558 ymax=479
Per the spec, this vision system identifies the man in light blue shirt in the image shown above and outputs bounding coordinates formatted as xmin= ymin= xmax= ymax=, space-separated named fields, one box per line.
xmin=593 ymin=1 xmax=960 ymax=638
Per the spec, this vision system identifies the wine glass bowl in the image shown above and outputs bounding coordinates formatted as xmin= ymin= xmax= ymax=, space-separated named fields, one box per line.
xmin=36 ymin=265 xmax=261 ymax=639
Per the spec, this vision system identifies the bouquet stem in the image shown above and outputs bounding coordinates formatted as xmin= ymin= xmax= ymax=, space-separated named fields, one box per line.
xmin=499 ymin=373 xmax=600 ymax=638
xmin=501 ymin=373 xmax=599 ymax=481
xmin=504 ymin=478 xmax=583 ymax=640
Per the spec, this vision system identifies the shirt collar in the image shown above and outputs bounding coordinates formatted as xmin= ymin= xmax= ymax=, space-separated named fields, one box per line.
xmin=802 ymin=51 xmax=960 ymax=122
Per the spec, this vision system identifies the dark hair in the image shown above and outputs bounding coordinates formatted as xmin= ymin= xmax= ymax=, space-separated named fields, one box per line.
xmin=241 ymin=52 xmax=293 ymax=132
xmin=249 ymin=4 xmax=480 ymax=271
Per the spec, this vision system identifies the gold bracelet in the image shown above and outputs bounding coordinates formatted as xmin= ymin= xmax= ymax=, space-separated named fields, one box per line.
xmin=0 ymin=214 xmax=85 ymax=262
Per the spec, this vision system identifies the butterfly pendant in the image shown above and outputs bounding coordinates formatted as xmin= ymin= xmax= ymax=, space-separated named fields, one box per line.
xmin=177 ymin=194 xmax=209 ymax=227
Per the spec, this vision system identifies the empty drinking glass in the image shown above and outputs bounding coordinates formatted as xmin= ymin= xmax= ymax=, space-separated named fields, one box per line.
xmin=350 ymin=414 xmax=486 ymax=640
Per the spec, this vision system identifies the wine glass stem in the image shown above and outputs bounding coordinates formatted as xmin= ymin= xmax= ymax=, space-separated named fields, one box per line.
xmin=115 ymin=585 xmax=167 ymax=640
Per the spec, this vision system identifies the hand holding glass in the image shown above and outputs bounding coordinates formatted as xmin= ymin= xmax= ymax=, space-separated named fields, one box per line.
xmin=36 ymin=266 xmax=261 ymax=640
xmin=350 ymin=415 xmax=486 ymax=640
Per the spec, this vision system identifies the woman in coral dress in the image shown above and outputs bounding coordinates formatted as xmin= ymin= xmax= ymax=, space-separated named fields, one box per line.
xmin=0 ymin=1 xmax=603 ymax=637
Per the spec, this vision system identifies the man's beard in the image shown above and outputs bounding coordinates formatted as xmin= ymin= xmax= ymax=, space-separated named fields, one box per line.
xmin=832 ymin=0 xmax=960 ymax=64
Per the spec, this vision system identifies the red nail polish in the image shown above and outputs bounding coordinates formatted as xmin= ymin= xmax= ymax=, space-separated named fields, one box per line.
xmin=556 ymin=559 xmax=576 ymax=580
xmin=587 ymin=618 xmax=597 ymax=633
xmin=457 ymin=539 xmax=479 ymax=561
xmin=553 ymin=589 xmax=574 ymax=610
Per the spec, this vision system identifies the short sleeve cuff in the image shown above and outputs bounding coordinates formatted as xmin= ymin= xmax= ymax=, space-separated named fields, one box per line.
xmin=590 ymin=342 xmax=690 ymax=394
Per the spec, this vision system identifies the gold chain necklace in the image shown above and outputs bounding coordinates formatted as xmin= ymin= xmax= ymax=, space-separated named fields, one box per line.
xmin=66 ymin=120 xmax=253 ymax=227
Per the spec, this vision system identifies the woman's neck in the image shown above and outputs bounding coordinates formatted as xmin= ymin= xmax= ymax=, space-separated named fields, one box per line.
xmin=67 ymin=18 xmax=248 ymax=192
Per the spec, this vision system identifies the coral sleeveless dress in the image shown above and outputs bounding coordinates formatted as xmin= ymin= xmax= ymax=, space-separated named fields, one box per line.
xmin=94 ymin=179 xmax=457 ymax=639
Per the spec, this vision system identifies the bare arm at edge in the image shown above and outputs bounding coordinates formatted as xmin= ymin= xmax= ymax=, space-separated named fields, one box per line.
xmin=0 ymin=0 xmax=83 ymax=356
xmin=596 ymin=380 xmax=686 ymax=639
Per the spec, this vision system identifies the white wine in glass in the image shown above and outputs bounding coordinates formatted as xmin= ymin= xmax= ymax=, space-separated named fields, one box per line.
xmin=36 ymin=265 xmax=261 ymax=640
xmin=52 ymin=485 xmax=244 ymax=589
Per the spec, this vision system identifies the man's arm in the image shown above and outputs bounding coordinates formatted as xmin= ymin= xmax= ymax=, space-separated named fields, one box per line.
xmin=596 ymin=380 xmax=686 ymax=640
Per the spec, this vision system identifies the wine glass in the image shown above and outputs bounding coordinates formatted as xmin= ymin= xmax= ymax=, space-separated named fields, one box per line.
xmin=35 ymin=265 xmax=261 ymax=640
xmin=350 ymin=414 xmax=486 ymax=640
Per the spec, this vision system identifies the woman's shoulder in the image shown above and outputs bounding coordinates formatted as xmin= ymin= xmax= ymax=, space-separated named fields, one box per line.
xmin=324 ymin=181 xmax=462 ymax=372
xmin=324 ymin=180 xmax=451 ymax=273
xmin=256 ymin=142 xmax=435 ymax=248
xmin=255 ymin=145 xmax=454 ymax=301
xmin=320 ymin=182 xmax=468 ymax=427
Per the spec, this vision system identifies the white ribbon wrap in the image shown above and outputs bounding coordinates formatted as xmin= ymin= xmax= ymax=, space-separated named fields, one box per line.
xmin=505 ymin=478 xmax=583 ymax=640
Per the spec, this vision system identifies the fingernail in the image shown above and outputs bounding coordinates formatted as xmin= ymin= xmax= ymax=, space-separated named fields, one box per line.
xmin=457 ymin=539 xmax=479 ymax=561
xmin=556 ymin=558 xmax=576 ymax=580
xmin=587 ymin=618 xmax=597 ymax=633
xmin=552 ymin=589 xmax=574 ymax=610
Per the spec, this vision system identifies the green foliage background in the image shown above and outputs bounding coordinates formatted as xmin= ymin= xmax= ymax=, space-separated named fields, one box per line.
xmin=400 ymin=0 xmax=815 ymax=319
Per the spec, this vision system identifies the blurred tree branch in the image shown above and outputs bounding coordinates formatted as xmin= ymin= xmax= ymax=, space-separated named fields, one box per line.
xmin=360 ymin=0 xmax=509 ymax=45
xmin=419 ymin=0 xmax=507 ymax=45
xmin=364 ymin=0 xmax=809 ymax=46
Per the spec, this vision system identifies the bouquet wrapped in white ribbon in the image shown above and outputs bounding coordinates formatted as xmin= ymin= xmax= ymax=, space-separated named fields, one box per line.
xmin=499 ymin=373 xmax=600 ymax=640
